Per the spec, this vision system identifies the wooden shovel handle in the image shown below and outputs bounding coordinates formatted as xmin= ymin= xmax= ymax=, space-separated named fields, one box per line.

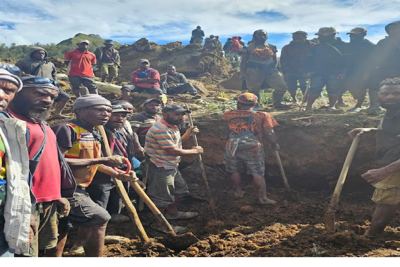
xmin=274 ymin=150 xmax=291 ymax=192
xmin=97 ymin=126 xmax=150 ymax=243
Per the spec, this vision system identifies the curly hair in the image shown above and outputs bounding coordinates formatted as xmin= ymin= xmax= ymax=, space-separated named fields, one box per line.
xmin=379 ymin=77 xmax=400 ymax=88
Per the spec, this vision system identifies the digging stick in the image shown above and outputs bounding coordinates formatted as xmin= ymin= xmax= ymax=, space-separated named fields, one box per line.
xmin=184 ymin=103 xmax=217 ymax=219
xmin=138 ymin=157 xmax=149 ymax=211
xmin=324 ymin=135 xmax=361 ymax=232
xmin=97 ymin=125 xmax=150 ymax=244
xmin=274 ymin=150 xmax=300 ymax=200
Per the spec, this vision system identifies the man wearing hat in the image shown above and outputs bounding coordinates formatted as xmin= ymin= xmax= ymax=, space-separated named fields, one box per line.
xmin=94 ymin=40 xmax=121 ymax=83
xmin=339 ymin=27 xmax=376 ymax=112
xmin=64 ymin=40 xmax=98 ymax=98
xmin=52 ymin=94 xmax=136 ymax=257
xmin=86 ymin=104 xmax=137 ymax=224
xmin=223 ymin=93 xmax=279 ymax=205
xmin=130 ymin=98 xmax=162 ymax=148
xmin=280 ymin=30 xmax=315 ymax=103
xmin=144 ymin=104 xmax=202 ymax=234
xmin=0 ymin=66 xmax=29 ymax=257
xmin=365 ymin=21 xmax=400 ymax=114
xmin=16 ymin=46 xmax=71 ymax=119
xmin=121 ymin=59 xmax=163 ymax=101
xmin=5 ymin=75 xmax=76 ymax=257
xmin=306 ymin=27 xmax=348 ymax=112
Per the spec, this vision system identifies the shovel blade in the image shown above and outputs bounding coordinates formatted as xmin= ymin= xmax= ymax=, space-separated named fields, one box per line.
xmin=324 ymin=209 xmax=336 ymax=232
xmin=163 ymin=232 xmax=199 ymax=251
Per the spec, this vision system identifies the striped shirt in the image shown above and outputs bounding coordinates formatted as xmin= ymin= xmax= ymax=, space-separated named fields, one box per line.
xmin=145 ymin=119 xmax=181 ymax=169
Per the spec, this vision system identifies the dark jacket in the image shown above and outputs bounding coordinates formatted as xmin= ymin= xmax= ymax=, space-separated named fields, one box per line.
xmin=369 ymin=37 xmax=400 ymax=76
xmin=191 ymin=28 xmax=205 ymax=39
xmin=15 ymin=46 xmax=56 ymax=79
xmin=346 ymin=39 xmax=376 ymax=76
xmin=223 ymin=40 xmax=232 ymax=53
xmin=280 ymin=40 xmax=315 ymax=74
xmin=94 ymin=47 xmax=121 ymax=65
xmin=306 ymin=38 xmax=348 ymax=76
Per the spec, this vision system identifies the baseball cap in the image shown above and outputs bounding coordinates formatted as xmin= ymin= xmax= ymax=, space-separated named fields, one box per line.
xmin=346 ymin=27 xmax=367 ymax=35
xmin=77 ymin=39 xmax=90 ymax=45
xmin=292 ymin=30 xmax=308 ymax=35
xmin=138 ymin=59 xmax=149 ymax=64
xmin=238 ymin=93 xmax=258 ymax=104
xmin=143 ymin=98 xmax=162 ymax=106
xmin=315 ymin=27 xmax=339 ymax=36
xmin=162 ymin=104 xmax=190 ymax=114
xmin=111 ymin=104 xmax=130 ymax=113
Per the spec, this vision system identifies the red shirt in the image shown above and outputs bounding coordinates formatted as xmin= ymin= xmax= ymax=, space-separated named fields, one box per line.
xmin=130 ymin=68 xmax=160 ymax=88
xmin=64 ymin=49 xmax=96 ymax=77
xmin=8 ymin=109 xmax=61 ymax=203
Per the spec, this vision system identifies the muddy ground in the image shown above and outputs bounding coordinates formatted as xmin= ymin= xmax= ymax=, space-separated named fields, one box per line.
xmin=45 ymin=73 xmax=399 ymax=258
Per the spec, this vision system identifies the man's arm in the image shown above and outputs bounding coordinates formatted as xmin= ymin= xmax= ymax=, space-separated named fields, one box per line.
xmin=362 ymin=159 xmax=400 ymax=184
xmin=264 ymin=127 xmax=280 ymax=150
xmin=64 ymin=51 xmax=71 ymax=66
xmin=279 ymin=46 xmax=288 ymax=73
xmin=181 ymin=126 xmax=198 ymax=142
xmin=165 ymin=146 xmax=203 ymax=156
xmin=15 ymin=60 xmax=28 ymax=76
xmin=58 ymin=146 xmax=125 ymax=167
xmin=180 ymin=73 xmax=189 ymax=84
xmin=240 ymin=50 xmax=248 ymax=76
xmin=52 ymin=63 xmax=57 ymax=80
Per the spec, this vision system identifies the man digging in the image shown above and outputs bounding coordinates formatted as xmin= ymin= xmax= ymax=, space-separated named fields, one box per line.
xmin=348 ymin=78 xmax=400 ymax=237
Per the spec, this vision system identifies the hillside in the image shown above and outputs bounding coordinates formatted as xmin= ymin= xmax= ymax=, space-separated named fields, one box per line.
xmin=57 ymin=33 xmax=122 ymax=48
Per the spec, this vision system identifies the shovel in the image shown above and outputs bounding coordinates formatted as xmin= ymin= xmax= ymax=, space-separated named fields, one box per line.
xmin=324 ymin=135 xmax=361 ymax=232
xmin=97 ymin=125 xmax=150 ymax=244
xmin=98 ymin=126 xmax=199 ymax=250
xmin=274 ymin=150 xmax=300 ymax=201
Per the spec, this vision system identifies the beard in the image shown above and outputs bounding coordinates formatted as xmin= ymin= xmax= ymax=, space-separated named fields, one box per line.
xmin=13 ymin=94 xmax=50 ymax=121
xmin=165 ymin=115 xmax=182 ymax=125
xmin=254 ymin=37 xmax=267 ymax=43
xmin=380 ymin=101 xmax=400 ymax=110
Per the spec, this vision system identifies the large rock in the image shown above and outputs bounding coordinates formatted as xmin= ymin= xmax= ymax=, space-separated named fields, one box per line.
xmin=118 ymin=40 xmax=231 ymax=80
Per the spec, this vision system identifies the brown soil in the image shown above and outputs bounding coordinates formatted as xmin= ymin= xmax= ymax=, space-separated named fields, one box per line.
xmin=41 ymin=63 xmax=397 ymax=258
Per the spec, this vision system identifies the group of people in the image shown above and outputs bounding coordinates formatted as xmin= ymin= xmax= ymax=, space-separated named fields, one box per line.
xmin=192 ymin=21 xmax=400 ymax=113
xmin=0 ymin=19 xmax=400 ymax=258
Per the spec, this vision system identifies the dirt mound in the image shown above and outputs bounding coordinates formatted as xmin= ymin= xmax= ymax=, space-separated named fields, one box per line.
xmin=118 ymin=39 xmax=232 ymax=80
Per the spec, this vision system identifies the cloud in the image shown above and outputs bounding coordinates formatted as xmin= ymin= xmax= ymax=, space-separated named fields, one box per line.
xmin=1 ymin=0 xmax=399 ymax=50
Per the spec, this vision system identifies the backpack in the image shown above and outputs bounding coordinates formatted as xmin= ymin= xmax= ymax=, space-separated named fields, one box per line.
xmin=228 ymin=116 xmax=261 ymax=156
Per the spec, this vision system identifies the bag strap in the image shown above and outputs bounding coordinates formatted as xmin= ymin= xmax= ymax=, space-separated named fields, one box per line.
xmin=31 ymin=60 xmax=46 ymax=76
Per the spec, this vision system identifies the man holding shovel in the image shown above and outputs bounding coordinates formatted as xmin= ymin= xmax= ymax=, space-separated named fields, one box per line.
xmin=348 ymin=77 xmax=400 ymax=237
xmin=144 ymin=104 xmax=202 ymax=234
xmin=52 ymin=95 xmax=136 ymax=257
xmin=224 ymin=93 xmax=279 ymax=205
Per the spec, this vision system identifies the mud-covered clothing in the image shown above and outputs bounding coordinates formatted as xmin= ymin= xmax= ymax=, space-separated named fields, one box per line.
xmin=52 ymin=120 xmax=101 ymax=188
xmin=306 ymin=38 xmax=348 ymax=76
xmin=346 ymin=39 xmax=375 ymax=77
xmin=223 ymin=110 xmax=278 ymax=149
xmin=94 ymin=47 xmax=121 ymax=65
xmin=280 ymin=40 xmax=315 ymax=74
xmin=130 ymin=112 xmax=161 ymax=146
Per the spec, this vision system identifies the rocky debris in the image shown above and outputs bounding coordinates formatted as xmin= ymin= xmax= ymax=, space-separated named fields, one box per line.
xmin=118 ymin=41 xmax=231 ymax=80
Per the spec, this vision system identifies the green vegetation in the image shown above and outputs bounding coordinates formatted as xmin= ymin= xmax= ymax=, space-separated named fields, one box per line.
xmin=0 ymin=33 xmax=121 ymax=60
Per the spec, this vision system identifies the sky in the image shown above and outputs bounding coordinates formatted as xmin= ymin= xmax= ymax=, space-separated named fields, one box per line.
xmin=1 ymin=0 xmax=400 ymax=53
